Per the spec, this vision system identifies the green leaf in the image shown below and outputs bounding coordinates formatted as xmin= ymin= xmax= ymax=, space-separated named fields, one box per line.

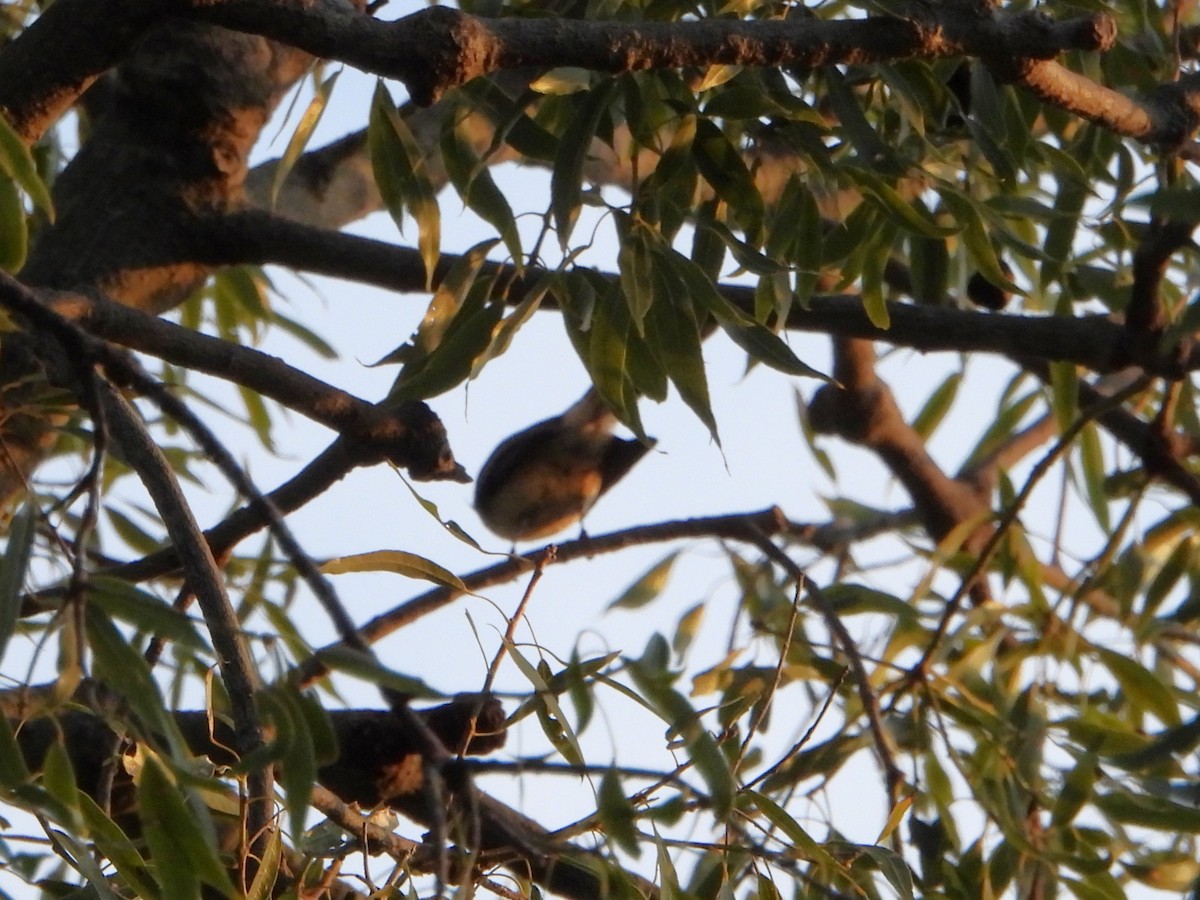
xmin=313 ymin=646 xmax=440 ymax=698
xmin=258 ymin=686 xmax=317 ymax=839
xmin=912 ymin=371 xmax=962 ymax=439
xmin=1094 ymin=789 xmax=1200 ymax=831
xmin=843 ymin=167 xmax=953 ymax=239
xmin=507 ymin=641 xmax=585 ymax=767
xmin=691 ymin=119 xmax=764 ymax=239
xmin=441 ymin=110 xmax=522 ymax=263
xmin=88 ymin=577 xmax=209 ymax=650
xmin=936 ymin=188 xmax=1023 ymax=295
xmin=84 ymin=606 xmax=188 ymax=757
xmin=270 ymin=70 xmax=340 ymax=209
xmin=321 ymin=549 xmax=466 ymax=591
xmin=598 ymin=769 xmax=641 ymax=857
xmin=369 ymin=80 xmax=440 ymax=288
xmin=0 ymin=715 xmax=29 ymax=786
xmin=78 ymin=793 xmax=160 ymax=900
xmin=552 ymin=82 xmax=617 ymax=245
xmin=746 ymin=791 xmax=844 ymax=874
xmin=609 ymin=552 xmax=680 ymax=610
xmin=137 ymin=753 xmax=237 ymax=899
xmin=0 ymin=176 xmax=27 ymax=273
xmin=667 ymin=248 xmax=828 ymax=380
xmin=246 ymin=826 xmax=283 ymax=900
xmin=617 ymin=215 xmax=656 ymax=332
xmin=0 ymin=501 xmax=35 ymax=663
xmin=1078 ymin=421 xmax=1110 ymax=532
xmin=646 ymin=258 xmax=718 ymax=442
xmin=0 ymin=112 xmax=53 ymax=219
xmin=629 ymin=657 xmax=734 ymax=820
xmin=1094 ymin=647 xmax=1180 ymax=727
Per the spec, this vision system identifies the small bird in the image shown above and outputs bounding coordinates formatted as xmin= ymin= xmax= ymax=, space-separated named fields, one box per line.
xmin=473 ymin=389 xmax=654 ymax=542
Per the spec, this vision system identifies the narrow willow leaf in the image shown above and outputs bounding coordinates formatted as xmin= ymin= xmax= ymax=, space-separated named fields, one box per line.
xmin=1094 ymin=647 xmax=1180 ymax=727
xmin=441 ymin=114 xmax=522 ymax=263
xmin=912 ymin=371 xmax=963 ymax=439
xmin=369 ymin=80 xmax=440 ymax=287
xmin=609 ymin=552 xmax=680 ymax=610
xmin=246 ymin=826 xmax=283 ymax=900
xmin=321 ymin=549 xmax=466 ymax=591
xmin=0 ymin=501 xmax=35 ymax=662
xmin=746 ymin=790 xmax=844 ymax=874
xmin=843 ymin=167 xmax=953 ymax=239
xmin=552 ymin=81 xmax=617 ymax=245
xmin=647 ymin=260 xmax=717 ymax=442
xmin=629 ymin=662 xmax=734 ymax=819
xmin=668 ymin=248 xmax=828 ymax=380
xmin=137 ymin=754 xmax=236 ymax=899
xmin=78 ymin=793 xmax=160 ymax=900
xmin=506 ymin=641 xmax=585 ymax=766
xmin=1048 ymin=360 xmax=1077 ymax=434
xmin=84 ymin=607 xmax=188 ymax=757
xmin=258 ymin=687 xmax=316 ymax=840
xmin=936 ymin=188 xmax=1023 ymax=295
xmin=270 ymin=70 xmax=340 ymax=208
xmin=314 ymin=645 xmax=440 ymax=698
xmin=691 ymin=119 xmax=763 ymax=239
xmin=1078 ymin=421 xmax=1110 ymax=532
xmin=0 ymin=715 xmax=29 ymax=786
xmin=598 ymin=769 xmax=641 ymax=857
xmin=0 ymin=176 xmax=27 ymax=272
xmin=530 ymin=67 xmax=593 ymax=95
xmin=0 ymin=112 xmax=53 ymax=219
xmin=617 ymin=216 xmax=656 ymax=332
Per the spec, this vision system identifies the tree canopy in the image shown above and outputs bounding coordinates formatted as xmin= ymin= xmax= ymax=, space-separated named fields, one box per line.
xmin=0 ymin=0 xmax=1198 ymax=898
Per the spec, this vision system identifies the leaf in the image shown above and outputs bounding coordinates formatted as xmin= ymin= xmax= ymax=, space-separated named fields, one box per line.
xmin=0 ymin=501 xmax=35 ymax=663
xmin=88 ymin=577 xmax=209 ymax=650
xmin=257 ymin=687 xmax=317 ymax=839
xmin=609 ymin=552 xmax=680 ymax=610
xmin=912 ymin=371 xmax=962 ymax=440
xmin=667 ymin=248 xmax=829 ymax=380
xmin=746 ymin=791 xmax=844 ymax=874
xmin=530 ymin=67 xmax=593 ymax=95
xmin=369 ymin=80 xmax=440 ymax=288
xmin=506 ymin=641 xmax=585 ymax=766
xmin=85 ymin=606 xmax=187 ymax=756
xmin=0 ymin=176 xmax=27 ymax=273
xmin=0 ymin=111 xmax=53 ymax=219
xmin=629 ymin=657 xmax=734 ymax=820
xmin=691 ymin=119 xmax=764 ymax=239
xmin=1094 ymin=647 xmax=1180 ymax=727
xmin=646 ymin=258 xmax=718 ymax=442
xmin=137 ymin=753 xmax=237 ymax=899
xmin=551 ymin=81 xmax=617 ymax=245
xmin=321 ymin=549 xmax=466 ymax=591
xmin=0 ymin=715 xmax=29 ymax=787
xmin=246 ymin=826 xmax=283 ymax=900
xmin=313 ymin=645 xmax=440 ymax=698
xmin=598 ymin=769 xmax=641 ymax=857
xmin=842 ymin=167 xmax=953 ymax=239
xmin=441 ymin=111 xmax=522 ymax=264
xmin=936 ymin=188 xmax=1023 ymax=295
xmin=78 ymin=793 xmax=159 ymax=900
xmin=270 ymin=70 xmax=340 ymax=208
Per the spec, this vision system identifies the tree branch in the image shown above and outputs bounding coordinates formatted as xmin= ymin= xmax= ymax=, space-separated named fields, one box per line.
xmin=47 ymin=287 xmax=469 ymax=483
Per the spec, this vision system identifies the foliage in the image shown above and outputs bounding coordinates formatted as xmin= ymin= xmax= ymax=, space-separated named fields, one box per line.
xmin=0 ymin=0 xmax=1197 ymax=898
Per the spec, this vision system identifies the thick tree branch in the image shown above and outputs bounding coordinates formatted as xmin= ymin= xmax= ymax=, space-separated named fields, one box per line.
xmin=190 ymin=1 xmax=1113 ymax=106
xmin=200 ymin=213 xmax=1200 ymax=377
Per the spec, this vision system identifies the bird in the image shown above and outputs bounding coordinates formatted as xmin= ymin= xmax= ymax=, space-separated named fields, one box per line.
xmin=473 ymin=389 xmax=654 ymax=542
